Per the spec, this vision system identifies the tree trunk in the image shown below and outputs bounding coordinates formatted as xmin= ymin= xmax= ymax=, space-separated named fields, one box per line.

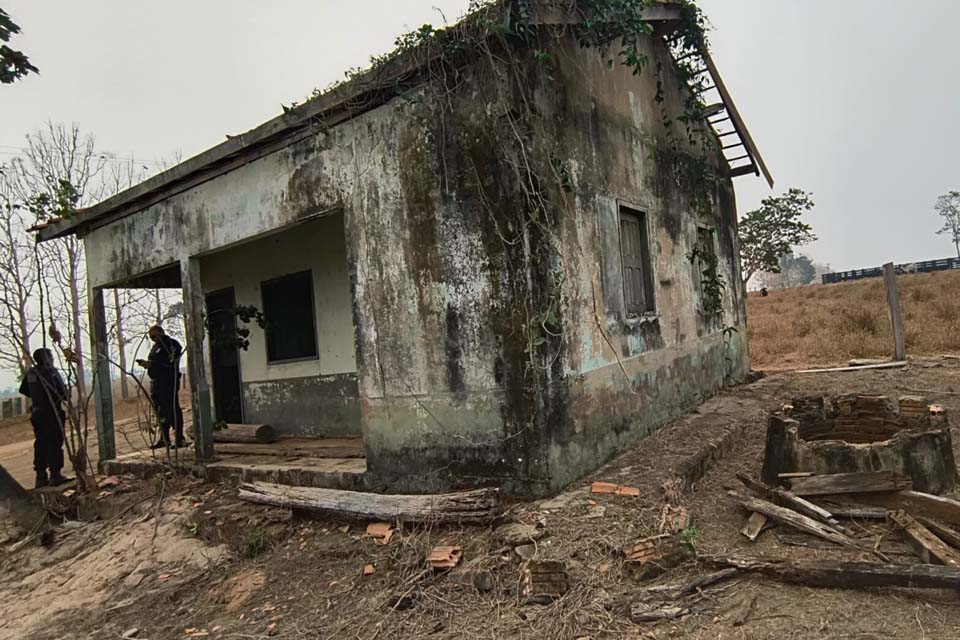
xmin=68 ymin=246 xmax=86 ymax=401
xmin=238 ymin=482 xmax=502 ymax=524
xmin=113 ymin=288 xmax=129 ymax=401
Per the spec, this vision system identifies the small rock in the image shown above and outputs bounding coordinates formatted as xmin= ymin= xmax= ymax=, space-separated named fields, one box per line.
xmin=123 ymin=572 xmax=146 ymax=588
xmin=121 ymin=629 xmax=139 ymax=639
xmin=539 ymin=491 xmax=588 ymax=511
xmin=472 ymin=570 xmax=496 ymax=592
xmin=515 ymin=544 xmax=537 ymax=561
xmin=494 ymin=523 xmax=544 ymax=547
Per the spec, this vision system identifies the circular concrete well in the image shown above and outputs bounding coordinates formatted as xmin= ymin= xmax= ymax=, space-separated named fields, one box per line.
xmin=760 ymin=394 xmax=957 ymax=495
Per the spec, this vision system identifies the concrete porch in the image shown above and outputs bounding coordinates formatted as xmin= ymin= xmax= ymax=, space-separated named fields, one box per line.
xmin=101 ymin=435 xmax=370 ymax=491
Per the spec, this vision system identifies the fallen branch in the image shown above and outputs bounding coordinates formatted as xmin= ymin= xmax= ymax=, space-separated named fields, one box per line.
xmin=238 ymin=482 xmax=502 ymax=524
xmin=702 ymin=555 xmax=960 ymax=590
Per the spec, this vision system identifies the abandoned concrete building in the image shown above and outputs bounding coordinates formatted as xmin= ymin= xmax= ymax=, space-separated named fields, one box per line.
xmin=38 ymin=1 xmax=771 ymax=496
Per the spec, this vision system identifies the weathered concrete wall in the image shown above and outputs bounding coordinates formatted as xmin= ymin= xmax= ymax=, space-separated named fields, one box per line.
xmin=82 ymin=25 xmax=750 ymax=495
xmin=241 ymin=374 xmax=360 ymax=438
xmin=199 ymin=213 xmax=357 ymax=379
xmin=532 ymin=34 xmax=750 ymax=489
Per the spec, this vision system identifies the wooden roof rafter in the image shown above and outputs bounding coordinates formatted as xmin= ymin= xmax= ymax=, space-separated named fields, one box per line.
xmin=664 ymin=37 xmax=774 ymax=188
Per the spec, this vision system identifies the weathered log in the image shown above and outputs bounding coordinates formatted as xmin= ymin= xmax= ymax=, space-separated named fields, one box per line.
xmin=213 ymin=423 xmax=277 ymax=444
xmin=788 ymin=471 xmax=912 ymax=497
xmin=737 ymin=473 xmax=851 ymax=534
xmin=890 ymin=510 xmax=960 ymax=567
xmin=833 ymin=491 xmax=960 ymax=527
xmin=918 ymin=517 xmax=960 ymax=550
xmin=728 ymin=491 xmax=857 ymax=551
xmin=702 ymin=555 xmax=960 ymax=590
xmin=774 ymin=530 xmax=913 ymax=556
xmin=238 ymin=482 xmax=502 ymax=524
xmin=814 ymin=501 xmax=888 ymax=520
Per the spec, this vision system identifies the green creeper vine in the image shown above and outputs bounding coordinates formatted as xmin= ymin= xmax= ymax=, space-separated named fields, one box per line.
xmin=688 ymin=241 xmax=725 ymax=319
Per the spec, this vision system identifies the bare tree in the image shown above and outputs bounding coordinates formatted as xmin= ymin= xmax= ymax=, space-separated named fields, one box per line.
xmin=11 ymin=122 xmax=107 ymax=401
xmin=935 ymin=191 xmax=960 ymax=260
xmin=0 ymin=166 xmax=38 ymax=377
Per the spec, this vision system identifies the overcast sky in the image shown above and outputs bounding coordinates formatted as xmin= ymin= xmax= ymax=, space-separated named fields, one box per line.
xmin=5 ymin=0 xmax=960 ymax=272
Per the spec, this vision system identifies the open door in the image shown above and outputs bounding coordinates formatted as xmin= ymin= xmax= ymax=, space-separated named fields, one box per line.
xmin=205 ymin=288 xmax=244 ymax=424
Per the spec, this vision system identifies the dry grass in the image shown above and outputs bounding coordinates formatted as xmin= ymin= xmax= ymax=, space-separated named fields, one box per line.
xmin=748 ymin=268 xmax=960 ymax=370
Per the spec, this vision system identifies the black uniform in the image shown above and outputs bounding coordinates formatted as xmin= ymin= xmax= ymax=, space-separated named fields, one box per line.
xmin=147 ymin=335 xmax=185 ymax=445
xmin=19 ymin=362 xmax=67 ymax=481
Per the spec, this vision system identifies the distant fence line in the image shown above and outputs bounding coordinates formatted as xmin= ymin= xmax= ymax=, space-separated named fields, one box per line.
xmin=822 ymin=257 xmax=960 ymax=284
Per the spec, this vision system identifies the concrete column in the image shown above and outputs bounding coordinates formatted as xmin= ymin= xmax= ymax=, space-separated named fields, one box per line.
xmin=181 ymin=256 xmax=214 ymax=461
xmin=89 ymin=287 xmax=116 ymax=462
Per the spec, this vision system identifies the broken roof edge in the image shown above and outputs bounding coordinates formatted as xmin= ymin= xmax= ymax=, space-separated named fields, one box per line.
xmin=37 ymin=0 xmax=703 ymax=242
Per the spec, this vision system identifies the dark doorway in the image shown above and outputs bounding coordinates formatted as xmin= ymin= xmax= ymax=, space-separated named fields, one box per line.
xmin=205 ymin=288 xmax=244 ymax=424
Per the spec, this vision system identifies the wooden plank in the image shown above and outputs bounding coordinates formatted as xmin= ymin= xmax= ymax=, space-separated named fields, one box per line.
xmin=794 ymin=361 xmax=907 ymax=374
xmin=788 ymin=472 xmax=912 ymax=497
xmin=815 ymin=502 xmax=888 ymax=520
xmin=774 ymin=530 xmax=912 ymax=556
xmin=703 ymin=555 xmax=960 ymax=590
xmin=890 ymin=510 xmax=960 ymax=567
xmin=919 ymin=517 xmax=960 ymax=550
xmin=740 ymin=512 xmax=769 ymax=541
xmin=238 ymin=482 xmax=502 ymax=524
xmin=736 ymin=473 xmax=851 ymax=534
xmin=830 ymin=491 xmax=960 ymax=527
xmin=703 ymin=52 xmax=774 ymax=188
xmin=727 ymin=492 xmax=858 ymax=551
xmin=884 ymin=262 xmax=907 ymax=361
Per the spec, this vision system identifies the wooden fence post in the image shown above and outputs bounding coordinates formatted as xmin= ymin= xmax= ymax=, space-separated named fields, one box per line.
xmin=883 ymin=262 xmax=906 ymax=361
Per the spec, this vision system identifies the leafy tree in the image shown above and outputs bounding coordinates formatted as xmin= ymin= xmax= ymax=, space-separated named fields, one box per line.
xmin=738 ymin=188 xmax=816 ymax=286
xmin=0 ymin=8 xmax=37 ymax=84
xmin=934 ymin=191 xmax=960 ymax=260
xmin=779 ymin=253 xmax=817 ymax=287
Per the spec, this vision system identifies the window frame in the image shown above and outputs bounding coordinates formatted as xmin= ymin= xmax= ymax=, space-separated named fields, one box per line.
xmin=693 ymin=225 xmax=719 ymax=306
xmin=617 ymin=204 xmax=656 ymax=317
xmin=260 ymin=269 xmax=320 ymax=365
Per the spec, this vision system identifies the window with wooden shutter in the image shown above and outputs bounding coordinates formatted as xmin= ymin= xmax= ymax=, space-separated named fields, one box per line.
xmin=618 ymin=206 xmax=655 ymax=315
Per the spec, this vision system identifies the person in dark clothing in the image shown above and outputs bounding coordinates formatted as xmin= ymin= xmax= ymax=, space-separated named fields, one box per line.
xmin=19 ymin=348 xmax=71 ymax=488
xmin=137 ymin=326 xmax=187 ymax=449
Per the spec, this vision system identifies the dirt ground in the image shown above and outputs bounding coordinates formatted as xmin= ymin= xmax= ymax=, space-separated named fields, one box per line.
xmin=4 ymin=361 xmax=960 ymax=639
